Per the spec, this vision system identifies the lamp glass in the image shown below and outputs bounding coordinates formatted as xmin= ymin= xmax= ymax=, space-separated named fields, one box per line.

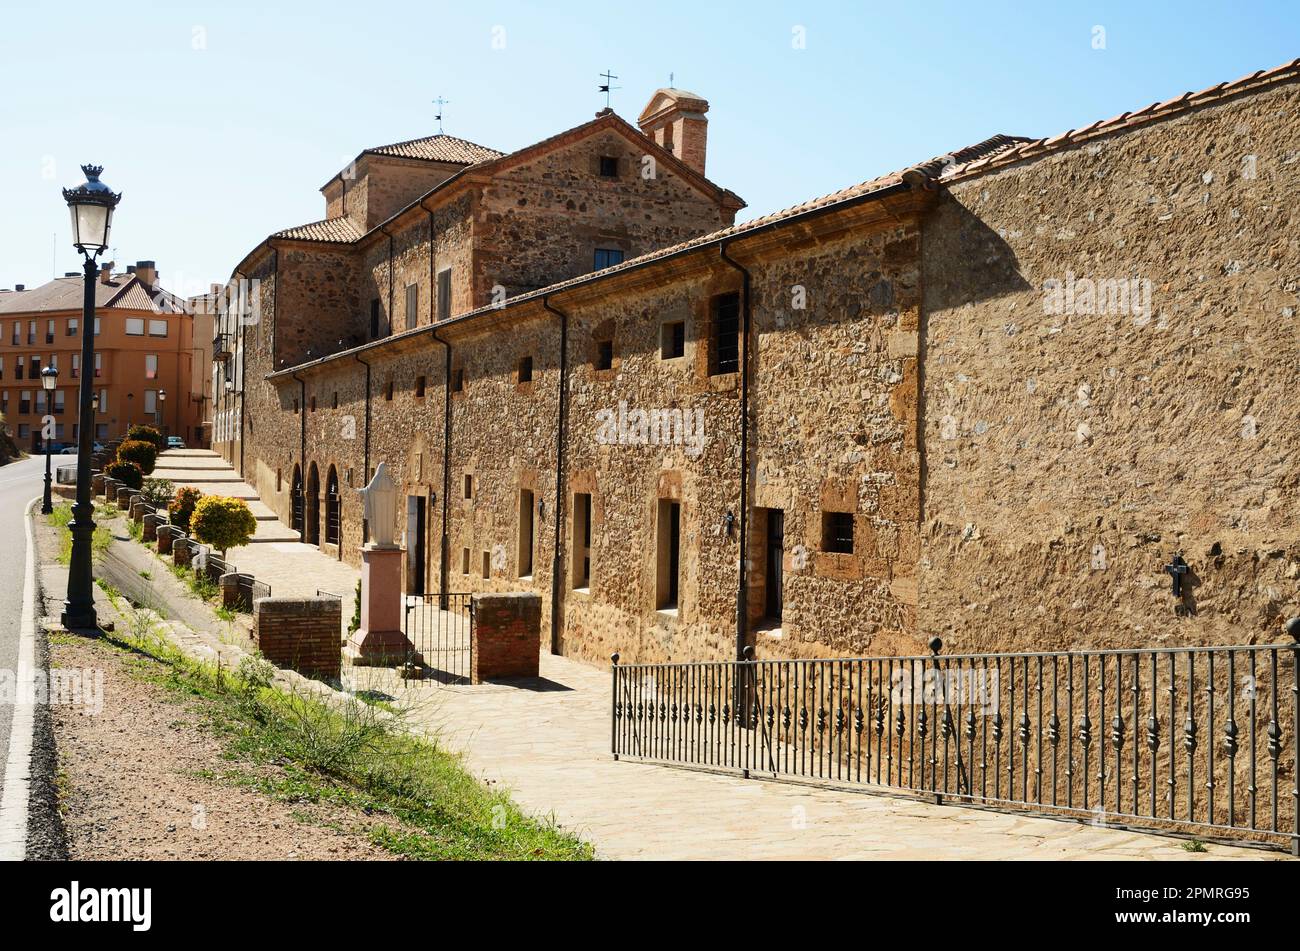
xmin=68 ymin=202 xmax=112 ymax=253
xmin=41 ymin=367 xmax=58 ymax=391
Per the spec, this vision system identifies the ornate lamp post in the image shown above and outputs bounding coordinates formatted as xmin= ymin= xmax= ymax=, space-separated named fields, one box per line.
xmin=40 ymin=365 xmax=59 ymax=513
xmin=60 ymin=164 xmax=120 ymax=632
xmin=157 ymin=388 xmax=166 ymax=432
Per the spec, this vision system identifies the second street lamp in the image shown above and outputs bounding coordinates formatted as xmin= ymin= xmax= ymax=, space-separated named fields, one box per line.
xmin=40 ymin=364 xmax=58 ymax=514
xmin=60 ymin=163 xmax=121 ymax=633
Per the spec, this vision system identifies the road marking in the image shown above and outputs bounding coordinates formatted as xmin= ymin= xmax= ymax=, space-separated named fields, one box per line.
xmin=0 ymin=496 xmax=42 ymax=860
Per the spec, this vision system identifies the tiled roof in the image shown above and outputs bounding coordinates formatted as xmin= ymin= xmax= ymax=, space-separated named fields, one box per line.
xmin=943 ymin=57 xmax=1300 ymax=181
xmin=364 ymin=133 xmax=505 ymax=165
xmin=0 ymin=273 xmax=181 ymax=314
xmin=273 ymin=217 xmax=363 ymax=243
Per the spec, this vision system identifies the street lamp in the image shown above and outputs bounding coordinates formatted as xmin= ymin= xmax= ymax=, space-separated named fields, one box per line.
xmin=60 ymin=164 xmax=120 ymax=633
xmin=157 ymin=388 xmax=166 ymax=432
xmin=39 ymin=365 xmax=58 ymax=514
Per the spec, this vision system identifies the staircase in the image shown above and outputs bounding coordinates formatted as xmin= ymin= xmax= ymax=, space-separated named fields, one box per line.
xmin=153 ymin=450 xmax=301 ymax=543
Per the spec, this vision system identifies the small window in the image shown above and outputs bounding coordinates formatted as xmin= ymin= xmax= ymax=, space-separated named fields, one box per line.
xmin=461 ymin=548 xmax=470 ymax=574
xmin=822 ymin=512 xmax=855 ymax=554
xmin=572 ymin=492 xmax=592 ymax=590
xmin=145 ymin=354 xmax=158 ymax=379
xmin=414 ymin=375 xmax=426 ymax=398
xmin=481 ymin=551 xmax=491 ymax=580
xmin=656 ymin=500 xmax=681 ymax=611
xmin=594 ymin=248 xmax=625 ymax=271
xmin=517 ymin=356 xmax=533 ymax=384
xmin=125 ymin=317 xmax=145 ymax=336
xmin=148 ymin=319 xmax=168 ymax=337
xmin=661 ymin=321 xmax=685 ymax=359
xmin=452 ymin=366 xmax=464 ymax=393
xmin=370 ymin=298 xmax=381 ymax=339
xmin=332 ymin=391 xmax=339 ymax=409
xmin=384 ymin=380 xmax=394 ymax=401
xmin=293 ymin=399 xmax=300 ymax=415
xmin=405 ymin=283 xmax=419 ymax=331
xmin=518 ymin=489 xmax=535 ymax=578
xmin=595 ymin=340 xmax=613 ymax=371
xmin=437 ymin=269 xmax=452 ymax=322
xmin=599 ymin=155 xmax=619 ymax=178
xmin=67 ymin=318 xmax=77 ymax=336
xmin=309 ymin=396 xmax=317 ymax=412
xmin=709 ymin=292 xmax=741 ymax=375
xmin=464 ymin=473 xmax=473 ymax=499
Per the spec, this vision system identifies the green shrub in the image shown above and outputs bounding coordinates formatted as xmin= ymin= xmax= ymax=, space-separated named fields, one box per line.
xmin=191 ymin=495 xmax=257 ymax=556
xmin=126 ymin=424 xmax=166 ymax=453
xmin=170 ymin=486 xmax=203 ymax=531
xmin=350 ymin=578 xmax=362 ymax=633
xmin=106 ymin=459 xmax=143 ymax=490
xmin=141 ymin=477 xmax=175 ymax=508
xmin=116 ymin=439 xmax=157 ymax=475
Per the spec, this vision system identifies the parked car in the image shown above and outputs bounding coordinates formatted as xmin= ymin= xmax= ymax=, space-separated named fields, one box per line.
xmin=167 ymin=436 xmax=186 ymax=450
xmin=41 ymin=442 xmax=71 ymax=454
xmin=57 ymin=442 xmax=105 ymax=455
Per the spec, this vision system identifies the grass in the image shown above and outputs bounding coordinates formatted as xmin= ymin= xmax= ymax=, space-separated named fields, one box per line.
xmin=88 ymin=596 xmax=592 ymax=861
xmin=47 ymin=502 xmax=114 ymax=566
xmin=1182 ymin=839 xmax=1209 ymax=853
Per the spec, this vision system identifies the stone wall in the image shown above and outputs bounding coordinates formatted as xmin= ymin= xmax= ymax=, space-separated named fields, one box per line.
xmin=252 ymin=596 xmax=343 ymax=679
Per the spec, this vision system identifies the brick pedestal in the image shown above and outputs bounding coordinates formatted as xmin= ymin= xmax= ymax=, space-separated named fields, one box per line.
xmin=344 ymin=545 xmax=414 ymax=666
xmin=156 ymin=524 xmax=177 ymax=555
xmin=116 ymin=486 xmax=133 ymax=509
xmin=253 ymin=597 xmax=342 ymax=679
xmin=471 ymin=592 xmax=542 ymax=684
xmin=142 ymin=513 xmax=161 ymax=543
xmin=173 ymin=536 xmax=193 ymax=567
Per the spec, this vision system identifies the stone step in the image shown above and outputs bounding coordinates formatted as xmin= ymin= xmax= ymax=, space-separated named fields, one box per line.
xmin=172 ymin=481 xmax=260 ymax=500
xmin=248 ymin=521 xmax=301 ymax=543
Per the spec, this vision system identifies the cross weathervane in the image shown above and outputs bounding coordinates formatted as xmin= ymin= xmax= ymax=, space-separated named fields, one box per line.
xmin=598 ymin=69 xmax=620 ymax=108
xmin=433 ymin=96 xmax=450 ymax=133
xmin=1164 ymin=553 xmax=1190 ymax=598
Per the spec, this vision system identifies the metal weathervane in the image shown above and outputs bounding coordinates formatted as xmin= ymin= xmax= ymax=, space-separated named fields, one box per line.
xmin=433 ymin=96 xmax=450 ymax=133
xmin=599 ymin=69 xmax=620 ymax=109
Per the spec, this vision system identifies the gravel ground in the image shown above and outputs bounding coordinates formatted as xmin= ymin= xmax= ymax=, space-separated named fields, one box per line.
xmin=50 ymin=631 xmax=396 ymax=861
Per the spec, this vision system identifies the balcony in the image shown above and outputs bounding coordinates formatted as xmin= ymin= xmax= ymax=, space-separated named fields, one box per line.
xmin=213 ymin=332 xmax=231 ymax=359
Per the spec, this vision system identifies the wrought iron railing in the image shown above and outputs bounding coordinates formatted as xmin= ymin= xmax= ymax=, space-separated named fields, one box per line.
xmin=611 ymin=636 xmax=1299 ymax=854
xmin=403 ymin=593 xmax=474 ymax=684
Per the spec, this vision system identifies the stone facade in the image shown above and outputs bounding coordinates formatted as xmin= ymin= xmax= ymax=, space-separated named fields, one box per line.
xmin=215 ymin=71 xmax=1300 ymax=665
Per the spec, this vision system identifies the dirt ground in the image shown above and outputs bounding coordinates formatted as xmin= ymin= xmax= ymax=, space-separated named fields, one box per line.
xmin=51 ymin=634 xmax=396 ymax=861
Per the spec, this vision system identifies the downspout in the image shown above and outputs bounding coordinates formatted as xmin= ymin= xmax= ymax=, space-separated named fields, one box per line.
xmin=233 ymin=267 xmax=251 ymax=479
xmin=542 ymin=295 xmax=569 ymax=656
xmin=290 ymin=370 xmax=306 ymax=511
xmin=378 ymin=224 xmax=395 ymax=337
xmin=719 ymin=242 xmax=752 ymax=661
xmin=427 ymin=209 xmax=452 ymax=598
xmin=353 ymin=351 xmax=372 ymax=550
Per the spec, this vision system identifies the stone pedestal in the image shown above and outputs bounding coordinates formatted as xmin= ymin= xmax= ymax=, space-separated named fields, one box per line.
xmin=344 ymin=545 xmax=415 ymax=666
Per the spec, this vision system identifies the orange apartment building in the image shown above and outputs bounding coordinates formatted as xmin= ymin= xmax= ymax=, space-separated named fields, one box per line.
xmin=0 ymin=260 xmax=212 ymax=450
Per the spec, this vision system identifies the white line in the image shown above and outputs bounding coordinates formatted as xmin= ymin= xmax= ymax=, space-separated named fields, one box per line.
xmin=0 ymin=496 xmax=42 ymax=860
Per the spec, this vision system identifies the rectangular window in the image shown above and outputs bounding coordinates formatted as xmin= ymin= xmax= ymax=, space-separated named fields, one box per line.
xmin=46 ymin=319 xmax=54 ymax=344
xmin=149 ymin=319 xmax=168 ymax=337
xmin=656 ymin=500 xmax=681 ymax=611
xmin=71 ymin=354 xmax=79 ymax=378
xmin=369 ymin=298 xmax=381 ymax=339
xmin=125 ymin=317 xmax=145 ymax=335
xmin=67 ymin=317 xmax=77 ymax=336
xmin=383 ymin=380 xmax=393 ymax=401
xmin=463 ymin=473 xmax=473 ymax=499
xmin=0 ymin=357 xmax=4 ymax=379
xmin=53 ymin=390 xmax=65 ymax=414
xmin=35 ymin=391 xmax=46 ymax=413
xmin=14 ymin=360 xmax=21 ymax=380
xmin=451 ymin=366 xmax=464 ymax=393
xmin=595 ymin=340 xmax=613 ymax=371
xmin=94 ymin=353 xmax=101 ymax=377
xmin=29 ymin=357 xmax=39 ymax=379
xmin=144 ymin=389 xmax=157 ymax=415
xmin=18 ymin=424 xmax=28 ymax=440
xmin=709 ymin=292 xmax=741 ymax=375
xmin=822 ymin=512 xmax=855 ymax=554
xmin=20 ymin=391 xmax=31 ymax=414
xmin=436 ymin=269 xmax=452 ymax=322
xmin=95 ymin=423 xmax=108 ymax=439
xmin=517 ymin=489 xmax=535 ymax=578
xmin=661 ymin=321 xmax=685 ymax=359
xmin=461 ymin=548 xmax=470 ymax=575
xmin=481 ymin=551 xmax=491 ymax=580
xmin=27 ymin=321 xmax=35 ymax=344
xmin=145 ymin=354 xmax=158 ymax=379
xmin=517 ymin=355 xmax=533 ymax=384
xmin=572 ymin=492 xmax=592 ymax=590
xmin=94 ymin=317 xmax=100 ymax=336
xmin=10 ymin=324 xmax=18 ymax=345
xmin=414 ymin=375 xmax=426 ymax=398
xmin=405 ymin=283 xmax=419 ymax=330
xmin=98 ymin=389 xmax=107 ymax=412
xmin=0 ymin=391 xmax=7 ymax=414
xmin=593 ymin=248 xmax=625 ymax=271
xmin=599 ymin=155 xmax=619 ymax=177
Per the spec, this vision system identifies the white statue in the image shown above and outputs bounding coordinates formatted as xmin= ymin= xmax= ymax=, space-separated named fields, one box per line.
xmin=359 ymin=462 xmax=399 ymax=548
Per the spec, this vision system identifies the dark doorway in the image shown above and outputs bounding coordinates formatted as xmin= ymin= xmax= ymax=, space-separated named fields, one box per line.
xmin=290 ymin=465 xmax=304 ymax=537
xmin=306 ymin=463 xmax=321 ymax=546
xmin=407 ymin=495 xmax=426 ymax=595
xmin=325 ymin=466 xmax=341 ymax=545
xmin=764 ymin=509 xmax=784 ymax=622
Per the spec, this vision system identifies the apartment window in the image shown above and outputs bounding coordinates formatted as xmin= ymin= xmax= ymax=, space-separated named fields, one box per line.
xmin=67 ymin=317 xmax=77 ymax=336
xmin=572 ymin=492 xmax=592 ymax=590
xmin=655 ymin=500 xmax=681 ymax=611
xmin=125 ymin=317 xmax=145 ymax=336
xmin=18 ymin=424 xmax=28 ymax=439
xmin=517 ymin=355 xmax=533 ymax=384
xmin=45 ymin=320 xmax=54 ymax=344
xmin=144 ymin=390 xmax=157 ymax=415
xmin=93 ymin=317 xmax=100 ymax=336
xmin=599 ymin=155 xmax=619 ymax=178
xmin=55 ymin=423 xmax=65 ymax=439
xmin=595 ymin=339 xmax=613 ymax=371
xmin=463 ymin=473 xmax=473 ymax=499
xmin=35 ymin=391 xmax=46 ymax=414
xmin=593 ymin=248 xmax=625 ymax=271
xmin=14 ymin=360 xmax=21 ymax=380
xmin=93 ymin=353 xmax=101 ymax=378
xmin=369 ymin=298 xmax=381 ymax=339
xmin=481 ymin=551 xmax=491 ymax=580
xmin=309 ymin=396 xmax=317 ymax=412
xmin=0 ymin=392 xmax=6 ymax=414
xmin=332 ymin=391 xmax=339 ymax=409
xmin=436 ymin=269 xmax=452 ymax=322
xmin=461 ymin=548 xmax=470 ymax=575
xmin=709 ymin=292 xmax=741 ymax=375
xmin=53 ymin=391 xmax=65 ymax=414
xmin=517 ymin=489 xmax=535 ymax=578
xmin=451 ymin=366 xmax=464 ymax=393
xmin=9 ymin=324 xmax=18 ymax=345
xmin=29 ymin=356 xmax=39 ymax=379
xmin=293 ymin=398 xmax=299 ymax=415
xmin=661 ymin=321 xmax=685 ymax=359
xmin=95 ymin=423 xmax=108 ymax=439
xmin=98 ymin=389 xmax=107 ymax=412
xmin=414 ymin=375 xmax=426 ymax=398
xmin=27 ymin=321 xmax=35 ymax=344
xmin=405 ymin=283 xmax=419 ymax=331
xmin=822 ymin=512 xmax=855 ymax=554
xmin=0 ymin=357 xmax=4 ymax=380
xmin=145 ymin=354 xmax=158 ymax=379
xmin=383 ymin=380 xmax=393 ymax=401
xmin=70 ymin=354 xmax=79 ymax=378
xmin=149 ymin=319 xmax=167 ymax=337
xmin=19 ymin=391 xmax=31 ymax=414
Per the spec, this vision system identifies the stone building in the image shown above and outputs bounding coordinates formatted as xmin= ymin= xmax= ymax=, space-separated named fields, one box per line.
xmin=214 ymin=65 xmax=1299 ymax=665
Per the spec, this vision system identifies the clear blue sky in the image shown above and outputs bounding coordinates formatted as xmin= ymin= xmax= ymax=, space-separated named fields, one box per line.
xmin=1 ymin=0 xmax=1297 ymax=296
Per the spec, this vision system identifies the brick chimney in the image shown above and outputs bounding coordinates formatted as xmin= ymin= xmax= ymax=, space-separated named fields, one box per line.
xmin=638 ymin=88 xmax=710 ymax=176
xmin=134 ymin=260 xmax=158 ymax=288
xmin=99 ymin=261 xmax=114 ymax=285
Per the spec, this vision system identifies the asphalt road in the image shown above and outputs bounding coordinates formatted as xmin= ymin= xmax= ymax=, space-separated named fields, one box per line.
xmin=0 ymin=455 xmax=47 ymax=794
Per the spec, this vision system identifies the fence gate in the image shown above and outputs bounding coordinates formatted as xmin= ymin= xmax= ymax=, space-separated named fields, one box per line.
xmin=403 ymin=593 xmax=473 ymax=684
xmin=611 ymin=638 xmax=1300 ymax=855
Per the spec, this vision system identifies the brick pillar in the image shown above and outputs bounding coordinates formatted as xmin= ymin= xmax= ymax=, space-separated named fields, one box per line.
xmin=142 ymin=512 xmax=161 ymax=543
xmin=219 ymin=573 xmax=242 ymax=610
xmin=253 ymin=597 xmax=343 ymax=679
xmin=102 ymin=478 xmax=117 ymax=501
xmin=471 ymin=592 xmax=541 ymax=684
xmin=173 ymin=536 xmax=193 ymax=568
xmin=92 ymin=472 xmax=105 ymax=496
xmin=130 ymin=498 xmax=147 ymax=523
xmin=157 ymin=524 xmax=176 ymax=555
xmin=116 ymin=486 xmax=133 ymax=509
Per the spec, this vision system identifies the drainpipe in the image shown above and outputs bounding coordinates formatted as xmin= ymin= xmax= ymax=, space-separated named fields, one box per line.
xmin=719 ymin=242 xmax=752 ymax=662
xmin=542 ymin=295 xmax=569 ymax=656
xmin=378 ymin=224 xmax=395 ymax=337
xmin=427 ymin=209 xmax=452 ymax=599
xmin=291 ymin=370 xmax=306 ymax=516
xmin=353 ymin=351 xmax=372 ymax=548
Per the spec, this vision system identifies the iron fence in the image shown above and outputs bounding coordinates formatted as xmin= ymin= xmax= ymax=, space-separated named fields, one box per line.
xmin=611 ymin=637 xmax=1300 ymax=854
xmin=403 ymin=593 xmax=473 ymax=684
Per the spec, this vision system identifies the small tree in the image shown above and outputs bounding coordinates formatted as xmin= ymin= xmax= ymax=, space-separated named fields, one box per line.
xmin=140 ymin=477 xmax=175 ymax=508
xmin=127 ymin=424 xmax=166 ymax=453
xmin=116 ymin=439 xmax=158 ymax=475
xmin=106 ymin=459 xmax=143 ymax=490
xmin=170 ymin=486 xmax=203 ymax=531
xmin=190 ymin=496 xmax=257 ymax=557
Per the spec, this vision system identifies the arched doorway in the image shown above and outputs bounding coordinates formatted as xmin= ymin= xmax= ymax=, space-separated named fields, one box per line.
xmin=290 ymin=465 xmax=304 ymax=537
xmin=306 ymin=463 xmax=321 ymax=546
xmin=325 ymin=466 xmax=341 ymax=546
